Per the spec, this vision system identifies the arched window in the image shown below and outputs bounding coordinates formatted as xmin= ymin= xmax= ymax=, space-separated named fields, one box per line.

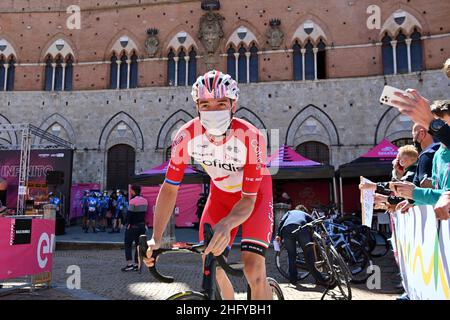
xmin=249 ymin=43 xmax=258 ymax=83
xmin=167 ymin=49 xmax=176 ymax=86
xmin=188 ymin=48 xmax=197 ymax=85
xmin=110 ymin=53 xmax=118 ymax=89
xmin=238 ymin=45 xmax=247 ymax=83
xmin=44 ymin=56 xmax=54 ymax=91
xmin=129 ymin=51 xmax=138 ymax=88
xmin=396 ymin=31 xmax=408 ymax=74
xmin=64 ymin=55 xmax=73 ymax=91
xmin=54 ymin=55 xmax=64 ymax=91
xmin=392 ymin=138 xmax=413 ymax=148
xmin=0 ymin=57 xmax=5 ymax=90
xmin=293 ymin=41 xmax=302 ymax=81
xmin=317 ymin=39 xmax=326 ymax=79
xmin=178 ymin=49 xmax=186 ymax=86
xmin=119 ymin=53 xmax=128 ymax=89
xmin=7 ymin=57 xmax=15 ymax=91
xmin=382 ymin=34 xmax=394 ymax=75
xmin=227 ymin=46 xmax=236 ymax=79
xmin=296 ymin=141 xmax=330 ymax=164
xmin=304 ymin=41 xmax=315 ymax=80
xmin=410 ymin=29 xmax=423 ymax=72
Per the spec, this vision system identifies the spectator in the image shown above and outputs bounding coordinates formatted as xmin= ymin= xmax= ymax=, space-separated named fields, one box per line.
xmin=394 ymin=100 xmax=450 ymax=209
xmin=110 ymin=190 xmax=125 ymax=233
xmin=360 ymin=145 xmax=418 ymax=209
xmin=48 ymin=192 xmax=61 ymax=214
xmin=81 ymin=190 xmax=89 ymax=231
xmin=122 ymin=185 xmax=148 ymax=272
xmin=279 ymin=192 xmax=293 ymax=209
xmin=86 ymin=191 xmax=99 ymax=233
xmin=275 ymin=205 xmax=331 ymax=286
xmin=98 ymin=190 xmax=110 ymax=232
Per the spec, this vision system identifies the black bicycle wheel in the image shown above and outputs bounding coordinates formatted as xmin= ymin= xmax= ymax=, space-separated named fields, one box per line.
xmin=167 ymin=291 xmax=208 ymax=300
xmin=369 ymin=230 xmax=390 ymax=258
xmin=320 ymin=245 xmax=352 ymax=301
xmin=267 ymin=277 xmax=285 ymax=300
xmin=275 ymin=244 xmax=310 ymax=281
xmin=336 ymin=239 xmax=372 ymax=284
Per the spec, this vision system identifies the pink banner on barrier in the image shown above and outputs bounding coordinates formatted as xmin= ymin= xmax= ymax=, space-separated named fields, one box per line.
xmin=0 ymin=217 xmax=55 ymax=280
xmin=142 ymin=184 xmax=202 ymax=227
xmin=70 ymin=183 xmax=101 ymax=219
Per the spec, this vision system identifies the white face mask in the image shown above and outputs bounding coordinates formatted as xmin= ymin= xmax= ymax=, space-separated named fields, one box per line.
xmin=199 ymin=110 xmax=232 ymax=136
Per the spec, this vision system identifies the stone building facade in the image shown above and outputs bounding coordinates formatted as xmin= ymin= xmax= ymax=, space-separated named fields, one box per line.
xmin=0 ymin=0 xmax=449 ymax=190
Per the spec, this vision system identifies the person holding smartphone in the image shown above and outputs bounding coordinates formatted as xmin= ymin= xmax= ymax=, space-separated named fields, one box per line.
xmin=393 ymin=100 xmax=450 ymax=214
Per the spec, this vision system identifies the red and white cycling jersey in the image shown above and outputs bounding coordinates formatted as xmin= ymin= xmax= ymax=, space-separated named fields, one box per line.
xmin=165 ymin=117 xmax=269 ymax=196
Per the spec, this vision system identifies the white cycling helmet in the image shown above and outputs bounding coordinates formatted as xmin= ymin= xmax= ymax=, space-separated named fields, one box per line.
xmin=191 ymin=70 xmax=239 ymax=103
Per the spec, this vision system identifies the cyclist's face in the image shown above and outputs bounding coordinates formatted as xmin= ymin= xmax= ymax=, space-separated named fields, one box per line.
xmin=197 ymin=98 xmax=234 ymax=112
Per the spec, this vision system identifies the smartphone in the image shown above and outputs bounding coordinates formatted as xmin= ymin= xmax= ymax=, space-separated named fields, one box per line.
xmin=379 ymin=85 xmax=413 ymax=108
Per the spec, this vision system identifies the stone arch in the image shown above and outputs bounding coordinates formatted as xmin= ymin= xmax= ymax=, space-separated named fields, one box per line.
xmin=375 ymin=107 xmax=413 ymax=144
xmin=0 ymin=113 xmax=17 ymax=146
xmin=41 ymin=34 xmax=76 ymax=61
xmin=105 ymin=29 xmax=141 ymax=59
xmin=98 ymin=111 xmax=144 ymax=151
xmin=288 ymin=13 xmax=332 ymax=46
xmin=166 ymin=30 xmax=199 ymax=54
xmin=285 ymin=105 xmax=340 ymax=147
xmin=156 ymin=109 xmax=194 ymax=150
xmin=36 ymin=113 xmax=76 ymax=144
xmin=380 ymin=9 xmax=424 ymax=38
xmin=0 ymin=38 xmax=18 ymax=61
xmin=225 ymin=21 xmax=260 ymax=49
xmin=291 ymin=20 xmax=328 ymax=46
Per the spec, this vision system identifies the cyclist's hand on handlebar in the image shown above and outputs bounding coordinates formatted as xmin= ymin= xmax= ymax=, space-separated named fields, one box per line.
xmin=142 ymin=238 xmax=160 ymax=268
xmin=204 ymin=222 xmax=231 ymax=256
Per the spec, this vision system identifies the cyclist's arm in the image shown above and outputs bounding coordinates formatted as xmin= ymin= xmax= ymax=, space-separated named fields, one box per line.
xmin=151 ymin=182 xmax=179 ymax=245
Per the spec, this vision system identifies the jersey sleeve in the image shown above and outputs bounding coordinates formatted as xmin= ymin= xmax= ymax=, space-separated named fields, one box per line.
xmin=165 ymin=126 xmax=190 ymax=186
xmin=242 ymin=130 xmax=268 ymax=196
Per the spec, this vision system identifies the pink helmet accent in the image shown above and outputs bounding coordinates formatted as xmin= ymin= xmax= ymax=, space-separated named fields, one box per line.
xmin=191 ymin=70 xmax=239 ymax=102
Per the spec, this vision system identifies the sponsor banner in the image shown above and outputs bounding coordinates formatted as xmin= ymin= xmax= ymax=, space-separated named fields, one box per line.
xmin=393 ymin=206 xmax=450 ymax=300
xmin=0 ymin=217 xmax=55 ymax=280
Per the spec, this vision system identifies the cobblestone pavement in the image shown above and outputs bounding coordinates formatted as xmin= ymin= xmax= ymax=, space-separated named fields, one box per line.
xmin=1 ymin=247 xmax=401 ymax=300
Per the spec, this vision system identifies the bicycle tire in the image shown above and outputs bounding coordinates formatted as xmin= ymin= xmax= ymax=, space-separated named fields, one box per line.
xmin=267 ymin=277 xmax=285 ymax=300
xmin=167 ymin=291 xmax=208 ymax=300
xmin=275 ymin=244 xmax=310 ymax=281
xmin=321 ymin=245 xmax=352 ymax=300
xmin=336 ymin=239 xmax=372 ymax=284
xmin=369 ymin=230 xmax=390 ymax=258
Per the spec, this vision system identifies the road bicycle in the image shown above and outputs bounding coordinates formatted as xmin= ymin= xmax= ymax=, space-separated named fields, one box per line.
xmin=138 ymin=223 xmax=284 ymax=300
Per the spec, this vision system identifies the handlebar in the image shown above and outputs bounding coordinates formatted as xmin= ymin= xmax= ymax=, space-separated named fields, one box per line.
xmin=138 ymin=223 xmax=244 ymax=283
xmin=291 ymin=216 xmax=328 ymax=234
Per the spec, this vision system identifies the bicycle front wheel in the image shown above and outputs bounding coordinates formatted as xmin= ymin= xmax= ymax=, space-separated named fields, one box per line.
xmin=167 ymin=291 xmax=208 ymax=300
xmin=320 ymin=245 xmax=352 ymax=301
xmin=267 ymin=277 xmax=285 ymax=300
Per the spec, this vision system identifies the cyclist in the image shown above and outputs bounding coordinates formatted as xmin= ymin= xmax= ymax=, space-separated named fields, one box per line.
xmin=86 ymin=191 xmax=99 ymax=233
xmin=143 ymin=70 xmax=274 ymax=300
xmin=81 ymin=190 xmax=90 ymax=231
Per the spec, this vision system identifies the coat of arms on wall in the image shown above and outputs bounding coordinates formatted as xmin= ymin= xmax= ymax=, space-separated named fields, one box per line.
xmin=198 ymin=11 xmax=224 ymax=54
xmin=266 ymin=19 xmax=284 ymax=49
xmin=145 ymin=28 xmax=160 ymax=57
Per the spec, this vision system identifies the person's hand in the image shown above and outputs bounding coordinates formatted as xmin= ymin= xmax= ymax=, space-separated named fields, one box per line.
xmin=142 ymin=238 xmax=161 ymax=268
xmin=392 ymin=181 xmax=416 ymax=199
xmin=359 ymin=181 xmax=377 ymax=191
xmin=204 ymin=221 xmax=232 ymax=256
xmin=420 ymin=178 xmax=433 ymax=189
xmin=391 ymin=89 xmax=435 ymax=128
xmin=374 ymin=193 xmax=388 ymax=204
xmin=434 ymin=192 xmax=450 ymax=221
xmin=386 ymin=203 xmax=397 ymax=214
xmin=395 ymin=200 xmax=414 ymax=214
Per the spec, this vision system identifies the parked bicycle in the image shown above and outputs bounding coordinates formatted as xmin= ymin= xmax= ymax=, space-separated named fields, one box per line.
xmin=138 ymin=223 xmax=284 ymax=300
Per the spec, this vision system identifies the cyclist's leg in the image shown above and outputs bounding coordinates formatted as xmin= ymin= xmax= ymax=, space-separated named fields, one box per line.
xmin=240 ymin=177 xmax=273 ymax=300
xmin=199 ymin=193 xmax=238 ymax=300
xmin=280 ymin=225 xmax=299 ymax=284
